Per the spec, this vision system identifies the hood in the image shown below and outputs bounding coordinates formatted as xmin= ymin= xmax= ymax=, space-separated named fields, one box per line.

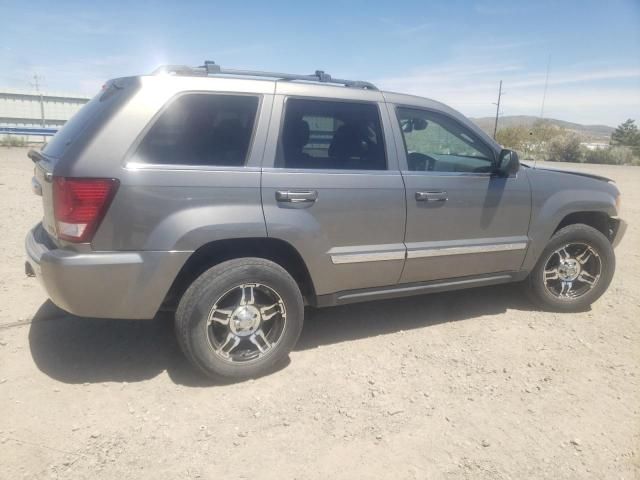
xmin=523 ymin=162 xmax=613 ymax=183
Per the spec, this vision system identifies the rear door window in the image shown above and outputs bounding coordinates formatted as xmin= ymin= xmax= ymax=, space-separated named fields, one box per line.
xmin=277 ymin=98 xmax=386 ymax=170
xmin=136 ymin=94 xmax=259 ymax=167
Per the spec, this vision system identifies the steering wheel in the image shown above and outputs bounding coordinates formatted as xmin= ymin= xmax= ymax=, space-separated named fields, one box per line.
xmin=407 ymin=152 xmax=437 ymax=171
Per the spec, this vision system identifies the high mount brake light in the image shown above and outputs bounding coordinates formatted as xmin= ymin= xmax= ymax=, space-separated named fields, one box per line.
xmin=52 ymin=177 xmax=119 ymax=242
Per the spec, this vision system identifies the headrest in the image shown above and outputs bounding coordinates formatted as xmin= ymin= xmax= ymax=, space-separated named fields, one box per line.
xmin=328 ymin=124 xmax=365 ymax=159
xmin=284 ymin=118 xmax=310 ymax=150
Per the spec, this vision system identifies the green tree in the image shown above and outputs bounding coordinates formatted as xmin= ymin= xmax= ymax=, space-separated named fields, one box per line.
xmin=583 ymin=148 xmax=615 ymax=165
xmin=584 ymin=146 xmax=635 ymax=165
xmin=548 ymin=134 xmax=583 ymax=163
xmin=529 ymin=120 xmax=565 ymax=160
xmin=610 ymin=119 xmax=639 ymax=146
xmin=610 ymin=119 xmax=640 ymax=158
xmin=496 ymin=126 xmax=529 ymax=152
xmin=531 ymin=120 xmax=564 ymax=145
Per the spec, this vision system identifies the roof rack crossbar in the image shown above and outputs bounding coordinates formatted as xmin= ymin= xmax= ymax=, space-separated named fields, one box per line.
xmin=152 ymin=61 xmax=378 ymax=90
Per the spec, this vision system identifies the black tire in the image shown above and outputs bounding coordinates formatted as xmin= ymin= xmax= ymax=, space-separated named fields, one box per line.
xmin=175 ymin=258 xmax=304 ymax=379
xmin=526 ymin=224 xmax=615 ymax=312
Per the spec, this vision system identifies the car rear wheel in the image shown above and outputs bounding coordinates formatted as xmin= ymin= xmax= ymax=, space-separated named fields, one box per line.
xmin=175 ymin=258 xmax=304 ymax=379
xmin=527 ymin=224 xmax=615 ymax=312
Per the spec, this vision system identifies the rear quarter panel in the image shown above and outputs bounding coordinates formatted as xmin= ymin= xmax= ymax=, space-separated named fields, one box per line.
xmin=85 ymin=76 xmax=275 ymax=252
xmin=93 ymin=169 xmax=267 ymax=251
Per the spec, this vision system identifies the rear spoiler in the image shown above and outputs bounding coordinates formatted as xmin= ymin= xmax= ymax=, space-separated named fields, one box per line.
xmin=28 ymin=149 xmax=50 ymax=164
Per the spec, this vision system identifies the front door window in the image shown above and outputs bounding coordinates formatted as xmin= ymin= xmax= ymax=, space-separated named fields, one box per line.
xmin=396 ymin=107 xmax=495 ymax=173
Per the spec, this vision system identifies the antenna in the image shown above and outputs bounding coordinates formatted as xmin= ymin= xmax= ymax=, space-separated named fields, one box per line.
xmin=539 ymin=54 xmax=551 ymax=119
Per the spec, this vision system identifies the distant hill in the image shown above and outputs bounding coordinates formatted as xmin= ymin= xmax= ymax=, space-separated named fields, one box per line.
xmin=471 ymin=115 xmax=614 ymax=142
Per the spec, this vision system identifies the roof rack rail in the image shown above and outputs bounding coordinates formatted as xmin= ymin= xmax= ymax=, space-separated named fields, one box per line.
xmin=152 ymin=61 xmax=378 ymax=90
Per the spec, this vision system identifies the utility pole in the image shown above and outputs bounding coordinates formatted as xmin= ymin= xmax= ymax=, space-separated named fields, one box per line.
xmin=31 ymin=74 xmax=46 ymax=143
xmin=492 ymin=80 xmax=503 ymax=139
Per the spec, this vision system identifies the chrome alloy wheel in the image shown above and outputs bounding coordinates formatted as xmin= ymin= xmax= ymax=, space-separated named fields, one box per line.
xmin=543 ymin=243 xmax=602 ymax=299
xmin=206 ymin=283 xmax=286 ymax=363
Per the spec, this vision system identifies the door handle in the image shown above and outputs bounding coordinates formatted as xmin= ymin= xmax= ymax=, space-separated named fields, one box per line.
xmin=415 ymin=191 xmax=448 ymax=202
xmin=276 ymin=190 xmax=318 ymax=203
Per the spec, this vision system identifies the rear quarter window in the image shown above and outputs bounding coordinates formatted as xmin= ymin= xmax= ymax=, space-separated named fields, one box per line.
xmin=43 ymin=79 xmax=137 ymax=159
xmin=42 ymin=96 xmax=104 ymax=159
xmin=135 ymin=93 xmax=259 ymax=167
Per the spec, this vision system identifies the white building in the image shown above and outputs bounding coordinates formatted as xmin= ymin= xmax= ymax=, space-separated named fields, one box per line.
xmin=0 ymin=89 xmax=90 ymax=141
xmin=580 ymin=142 xmax=610 ymax=151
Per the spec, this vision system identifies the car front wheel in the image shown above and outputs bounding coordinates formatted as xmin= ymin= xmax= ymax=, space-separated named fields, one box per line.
xmin=527 ymin=224 xmax=615 ymax=312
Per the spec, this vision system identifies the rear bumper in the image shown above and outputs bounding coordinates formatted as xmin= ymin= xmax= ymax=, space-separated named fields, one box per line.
xmin=611 ymin=217 xmax=627 ymax=249
xmin=25 ymin=223 xmax=191 ymax=319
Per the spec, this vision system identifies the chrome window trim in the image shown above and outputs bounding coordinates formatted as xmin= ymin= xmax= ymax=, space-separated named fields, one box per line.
xmin=261 ymin=167 xmax=401 ymax=176
xmin=401 ymin=171 xmax=494 ymax=178
xmin=125 ymin=162 xmax=261 ymax=173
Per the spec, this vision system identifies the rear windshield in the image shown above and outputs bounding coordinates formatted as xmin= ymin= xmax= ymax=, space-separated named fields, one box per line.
xmin=43 ymin=79 xmax=137 ymax=159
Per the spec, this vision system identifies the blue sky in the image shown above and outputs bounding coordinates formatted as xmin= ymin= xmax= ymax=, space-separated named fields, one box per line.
xmin=1 ymin=0 xmax=639 ymax=126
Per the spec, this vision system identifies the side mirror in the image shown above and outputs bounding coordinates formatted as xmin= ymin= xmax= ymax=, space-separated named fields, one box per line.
xmin=412 ymin=118 xmax=428 ymax=131
xmin=401 ymin=119 xmax=413 ymax=133
xmin=401 ymin=118 xmax=429 ymax=133
xmin=496 ymin=149 xmax=520 ymax=176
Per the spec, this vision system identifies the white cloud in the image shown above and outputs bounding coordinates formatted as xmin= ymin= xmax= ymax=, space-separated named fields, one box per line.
xmin=376 ymin=61 xmax=640 ymax=126
xmin=378 ymin=18 xmax=433 ymax=36
xmin=0 ymin=54 xmax=146 ymax=97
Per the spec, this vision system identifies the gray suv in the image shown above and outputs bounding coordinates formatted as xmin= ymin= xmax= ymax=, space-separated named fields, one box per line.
xmin=25 ymin=62 xmax=627 ymax=379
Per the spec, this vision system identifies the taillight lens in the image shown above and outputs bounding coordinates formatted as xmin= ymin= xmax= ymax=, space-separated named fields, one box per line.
xmin=53 ymin=177 xmax=119 ymax=242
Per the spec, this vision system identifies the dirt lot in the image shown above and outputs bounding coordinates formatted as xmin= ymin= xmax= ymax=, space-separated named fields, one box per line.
xmin=0 ymin=146 xmax=638 ymax=479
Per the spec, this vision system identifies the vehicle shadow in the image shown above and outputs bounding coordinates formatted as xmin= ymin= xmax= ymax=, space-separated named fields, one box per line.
xmin=296 ymin=283 xmax=534 ymax=350
xmin=28 ymin=283 xmax=535 ymax=387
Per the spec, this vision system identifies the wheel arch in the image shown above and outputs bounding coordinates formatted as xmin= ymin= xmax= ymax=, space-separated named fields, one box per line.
xmin=553 ymin=211 xmax=613 ymax=240
xmin=162 ymin=237 xmax=316 ymax=309
xmin=523 ymin=203 xmax=617 ymax=273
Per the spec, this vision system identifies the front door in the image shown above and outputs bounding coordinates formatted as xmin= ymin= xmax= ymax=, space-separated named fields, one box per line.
xmin=261 ymin=90 xmax=406 ymax=296
xmin=390 ymin=105 xmax=531 ymax=284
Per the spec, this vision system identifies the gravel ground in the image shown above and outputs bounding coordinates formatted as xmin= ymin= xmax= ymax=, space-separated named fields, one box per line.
xmin=0 ymin=146 xmax=638 ymax=479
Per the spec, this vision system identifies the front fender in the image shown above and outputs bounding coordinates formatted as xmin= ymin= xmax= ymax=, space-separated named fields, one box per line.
xmin=521 ymin=169 xmax=618 ymax=271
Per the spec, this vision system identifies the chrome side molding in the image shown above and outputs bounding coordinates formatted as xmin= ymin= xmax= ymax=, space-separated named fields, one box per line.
xmin=331 ymin=250 xmax=405 ymax=264
xmin=330 ymin=241 xmax=528 ymax=264
xmin=407 ymin=242 xmax=528 ymax=259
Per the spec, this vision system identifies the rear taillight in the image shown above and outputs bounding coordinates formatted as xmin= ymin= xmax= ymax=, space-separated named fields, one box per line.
xmin=53 ymin=177 xmax=119 ymax=242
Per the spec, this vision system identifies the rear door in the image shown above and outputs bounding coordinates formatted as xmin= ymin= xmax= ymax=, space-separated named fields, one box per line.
xmin=389 ymin=104 xmax=531 ymax=283
xmin=261 ymin=85 xmax=406 ymax=297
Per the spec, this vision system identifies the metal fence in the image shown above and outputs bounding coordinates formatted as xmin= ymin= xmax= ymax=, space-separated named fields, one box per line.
xmin=0 ymin=89 xmax=89 ymax=140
